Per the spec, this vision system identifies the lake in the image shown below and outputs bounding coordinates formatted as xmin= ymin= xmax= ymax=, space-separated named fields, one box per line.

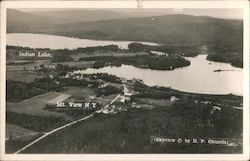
xmin=7 ymin=33 xmax=243 ymax=95
xmin=75 ymin=55 xmax=243 ymax=95
xmin=7 ymin=33 xmax=159 ymax=49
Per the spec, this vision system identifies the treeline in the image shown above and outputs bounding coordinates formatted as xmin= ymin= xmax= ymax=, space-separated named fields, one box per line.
xmin=207 ymin=53 xmax=243 ymax=68
xmin=50 ymin=45 xmax=123 ymax=62
xmin=131 ymin=80 xmax=243 ymax=138
xmin=6 ymin=45 xmax=50 ymax=51
xmin=132 ymin=86 xmax=173 ymax=100
xmin=59 ymin=73 xmax=121 ymax=86
xmin=75 ymin=45 xmax=121 ymax=53
xmin=7 ymin=45 xmax=121 ymax=54
xmin=207 ymin=46 xmax=243 ymax=68
xmin=51 ymin=53 xmax=73 ymax=62
xmin=7 ymin=61 xmax=33 ymax=65
xmin=92 ymin=60 xmax=121 ymax=69
xmin=53 ymin=64 xmax=78 ymax=76
xmin=58 ymin=77 xmax=100 ymax=88
xmin=5 ymin=46 xmax=74 ymax=62
xmin=131 ymin=82 xmax=183 ymax=101
xmin=7 ymin=45 xmax=122 ymax=62
xmin=7 ymin=45 xmax=120 ymax=52
xmin=87 ymin=73 xmax=122 ymax=84
xmin=36 ymin=64 xmax=77 ymax=76
xmin=6 ymin=111 xmax=69 ymax=132
xmin=95 ymin=85 xmax=122 ymax=97
xmin=79 ymin=55 xmax=190 ymax=70
xmin=128 ymin=43 xmax=200 ymax=57
xmin=7 ymin=80 xmax=45 ymax=102
xmin=170 ymin=98 xmax=242 ymax=138
xmin=7 ymin=78 xmax=62 ymax=102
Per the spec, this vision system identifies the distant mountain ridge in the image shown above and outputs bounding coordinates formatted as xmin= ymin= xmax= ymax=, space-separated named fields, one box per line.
xmin=7 ymin=9 xmax=243 ymax=50
xmin=31 ymin=10 xmax=133 ymax=24
xmin=32 ymin=9 xmax=171 ymax=23
xmin=7 ymin=9 xmax=171 ymax=32
xmin=7 ymin=9 xmax=171 ymax=26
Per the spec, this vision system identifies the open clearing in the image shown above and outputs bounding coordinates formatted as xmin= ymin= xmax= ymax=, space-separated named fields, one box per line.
xmin=7 ymin=92 xmax=71 ymax=119
xmin=6 ymin=86 xmax=99 ymax=119
xmin=48 ymin=94 xmax=71 ymax=104
xmin=136 ymin=98 xmax=174 ymax=107
xmin=62 ymin=86 xmax=96 ymax=97
xmin=7 ymin=60 xmax=50 ymax=71
xmin=6 ymin=124 xmax=40 ymax=141
xmin=7 ymin=70 xmax=45 ymax=82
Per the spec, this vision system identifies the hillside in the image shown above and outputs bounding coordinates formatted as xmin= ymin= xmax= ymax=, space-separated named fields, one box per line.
xmin=7 ymin=9 xmax=169 ymax=28
xmin=32 ymin=9 xmax=171 ymax=23
xmin=7 ymin=9 xmax=53 ymax=32
xmin=7 ymin=12 xmax=243 ymax=50
xmin=31 ymin=10 xmax=132 ymax=24
xmin=6 ymin=9 xmax=140 ymax=32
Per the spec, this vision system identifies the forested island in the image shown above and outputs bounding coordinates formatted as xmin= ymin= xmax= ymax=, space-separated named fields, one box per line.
xmin=79 ymin=55 xmax=190 ymax=70
xmin=206 ymin=46 xmax=243 ymax=68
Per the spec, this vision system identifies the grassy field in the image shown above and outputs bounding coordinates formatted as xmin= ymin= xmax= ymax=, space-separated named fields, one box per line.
xmin=135 ymin=98 xmax=174 ymax=108
xmin=6 ymin=134 xmax=43 ymax=154
xmin=7 ymin=60 xmax=50 ymax=71
xmin=6 ymin=86 xmax=101 ymax=118
xmin=6 ymin=124 xmax=39 ymax=141
xmin=7 ymin=70 xmax=45 ymax=82
xmin=7 ymin=92 xmax=71 ymax=118
xmin=62 ymin=86 xmax=96 ymax=97
xmin=6 ymin=59 xmax=50 ymax=82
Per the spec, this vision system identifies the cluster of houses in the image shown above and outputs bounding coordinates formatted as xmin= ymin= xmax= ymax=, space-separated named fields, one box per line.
xmin=63 ymin=72 xmax=110 ymax=88
xmin=34 ymin=64 xmax=56 ymax=71
xmin=196 ymin=100 xmax=222 ymax=114
xmin=99 ymin=104 xmax=128 ymax=115
xmin=97 ymin=83 xmax=138 ymax=115
xmin=120 ymin=84 xmax=133 ymax=103
xmin=63 ymin=72 xmax=83 ymax=80
xmin=60 ymin=72 xmax=162 ymax=115
xmin=63 ymin=72 xmax=105 ymax=84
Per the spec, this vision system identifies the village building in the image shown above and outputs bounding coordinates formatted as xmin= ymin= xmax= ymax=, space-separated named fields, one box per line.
xmin=170 ymin=96 xmax=180 ymax=102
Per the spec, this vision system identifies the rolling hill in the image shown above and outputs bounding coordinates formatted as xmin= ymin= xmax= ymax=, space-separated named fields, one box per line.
xmin=7 ymin=10 xmax=243 ymax=50
xmin=31 ymin=10 xmax=133 ymax=24
xmin=31 ymin=9 xmax=171 ymax=24
xmin=7 ymin=9 xmax=169 ymax=28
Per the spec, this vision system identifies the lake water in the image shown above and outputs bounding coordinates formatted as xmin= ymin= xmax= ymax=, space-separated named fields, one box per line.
xmin=75 ymin=55 xmax=243 ymax=95
xmin=7 ymin=33 xmax=159 ymax=49
xmin=7 ymin=33 xmax=243 ymax=95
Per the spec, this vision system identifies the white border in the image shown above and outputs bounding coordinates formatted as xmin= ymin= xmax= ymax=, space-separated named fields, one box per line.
xmin=0 ymin=1 xmax=249 ymax=161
